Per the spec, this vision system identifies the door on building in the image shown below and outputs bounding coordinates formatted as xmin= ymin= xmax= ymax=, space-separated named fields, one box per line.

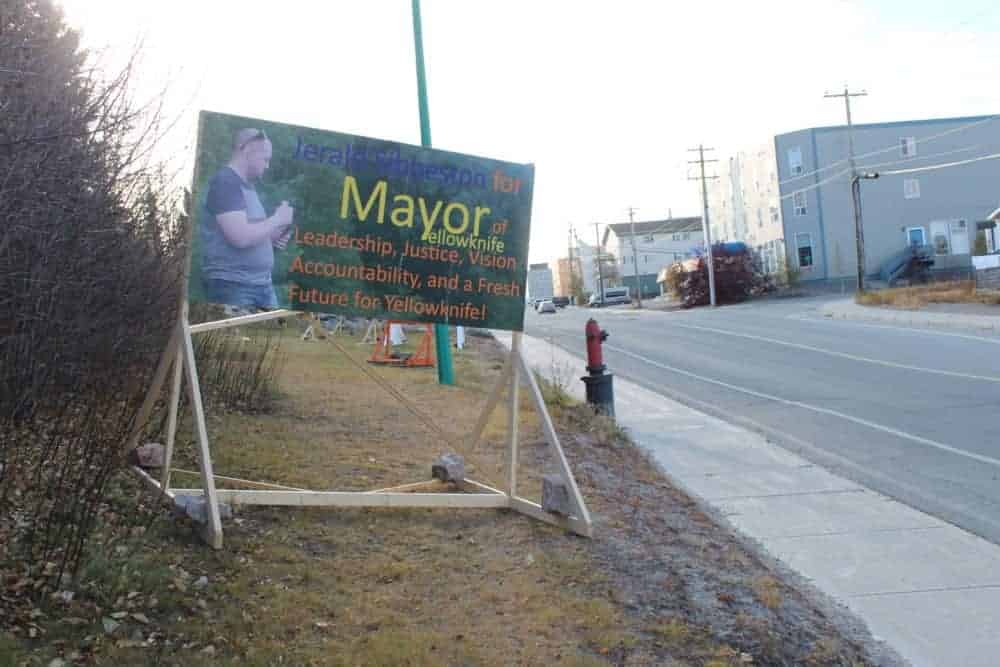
xmin=906 ymin=226 xmax=927 ymax=247
xmin=949 ymin=220 xmax=970 ymax=255
xmin=930 ymin=221 xmax=951 ymax=255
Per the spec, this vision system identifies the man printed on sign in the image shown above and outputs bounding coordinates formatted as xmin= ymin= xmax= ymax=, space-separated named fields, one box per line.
xmin=199 ymin=128 xmax=294 ymax=310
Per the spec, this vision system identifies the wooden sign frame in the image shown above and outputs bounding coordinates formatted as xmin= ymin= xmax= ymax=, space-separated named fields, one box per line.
xmin=128 ymin=307 xmax=593 ymax=549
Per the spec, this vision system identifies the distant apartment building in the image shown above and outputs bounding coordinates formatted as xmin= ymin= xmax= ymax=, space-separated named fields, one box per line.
xmin=709 ymin=114 xmax=1000 ymax=284
xmin=571 ymin=237 xmax=600 ymax=296
xmin=527 ymin=262 xmax=554 ymax=301
xmin=601 ymin=218 xmax=703 ymax=297
xmin=707 ymin=142 xmax=786 ymax=276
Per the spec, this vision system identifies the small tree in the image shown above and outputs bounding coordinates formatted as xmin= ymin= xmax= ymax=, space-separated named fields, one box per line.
xmin=974 ymin=230 xmax=989 ymax=256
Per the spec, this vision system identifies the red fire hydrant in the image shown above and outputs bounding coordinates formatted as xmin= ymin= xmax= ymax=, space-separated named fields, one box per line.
xmin=582 ymin=318 xmax=615 ymax=417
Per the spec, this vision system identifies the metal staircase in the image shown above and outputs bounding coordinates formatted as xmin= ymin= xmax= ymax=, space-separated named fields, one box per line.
xmin=879 ymin=244 xmax=935 ymax=286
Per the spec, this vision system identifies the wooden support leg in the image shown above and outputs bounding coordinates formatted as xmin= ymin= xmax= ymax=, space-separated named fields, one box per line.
xmin=507 ymin=333 xmax=521 ymax=497
xmin=180 ymin=324 xmax=224 ymax=549
xmin=160 ymin=331 xmax=185 ymax=490
xmin=126 ymin=325 xmax=180 ymax=452
xmin=466 ymin=355 xmax=512 ymax=452
xmin=518 ymin=349 xmax=592 ymax=527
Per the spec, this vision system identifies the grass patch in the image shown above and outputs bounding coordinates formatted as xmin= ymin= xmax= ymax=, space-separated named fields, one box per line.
xmin=856 ymin=280 xmax=1000 ymax=309
xmin=5 ymin=320 xmax=878 ymax=666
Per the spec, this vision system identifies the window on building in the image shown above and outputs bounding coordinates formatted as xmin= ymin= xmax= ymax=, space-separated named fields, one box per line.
xmin=683 ymin=232 xmax=691 ymax=240
xmin=672 ymin=233 xmax=680 ymax=241
xmin=642 ymin=234 xmax=654 ymax=243
xmin=793 ymin=191 xmax=807 ymax=216
xmin=901 ymin=136 xmax=917 ymax=157
xmin=787 ymin=147 xmax=803 ymax=176
xmin=770 ymin=206 xmax=780 ymax=224
xmin=904 ymin=178 xmax=921 ymax=199
xmin=796 ymin=233 xmax=813 ymax=268
xmin=644 ymin=255 xmax=649 ymax=264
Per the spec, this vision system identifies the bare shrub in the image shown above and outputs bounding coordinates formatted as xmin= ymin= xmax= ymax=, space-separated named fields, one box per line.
xmin=0 ymin=0 xmax=185 ymax=593
xmin=194 ymin=326 xmax=286 ymax=412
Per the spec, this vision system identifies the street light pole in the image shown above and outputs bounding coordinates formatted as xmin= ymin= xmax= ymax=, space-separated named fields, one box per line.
xmin=411 ymin=0 xmax=454 ymax=386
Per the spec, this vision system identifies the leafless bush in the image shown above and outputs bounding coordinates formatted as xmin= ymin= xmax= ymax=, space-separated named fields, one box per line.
xmin=194 ymin=327 xmax=286 ymax=412
xmin=0 ymin=1 xmax=185 ymax=592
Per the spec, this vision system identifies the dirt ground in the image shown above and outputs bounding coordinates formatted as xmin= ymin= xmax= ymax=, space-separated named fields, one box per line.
xmin=2 ymin=324 xmax=898 ymax=666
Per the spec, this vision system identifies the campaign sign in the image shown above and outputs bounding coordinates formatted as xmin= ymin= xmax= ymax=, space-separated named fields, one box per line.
xmin=188 ymin=111 xmax=533 ymax=330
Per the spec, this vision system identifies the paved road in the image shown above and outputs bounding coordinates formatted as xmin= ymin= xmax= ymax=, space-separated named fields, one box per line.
xmin=524 ymin=297 xmax=1000 ymax=545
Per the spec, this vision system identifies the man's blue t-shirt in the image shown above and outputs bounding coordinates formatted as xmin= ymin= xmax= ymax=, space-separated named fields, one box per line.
xmin=200 ymin=167 xmax=273 ymax=286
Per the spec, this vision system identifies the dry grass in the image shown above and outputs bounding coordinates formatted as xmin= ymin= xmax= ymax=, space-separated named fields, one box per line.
xmin=856 ymin=280 xmax=1000 ymax=309
xmin=10 ymin=326 xmax=656 ymax=665
xmin=751 ymin=575 xmax=784 ymax=611
xmin=2 ymin=322 xmax=877 ymax=666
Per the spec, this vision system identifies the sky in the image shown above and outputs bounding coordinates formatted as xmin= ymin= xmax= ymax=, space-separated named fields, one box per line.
xmin=56 ymin=0 xmax=1000 ymax=266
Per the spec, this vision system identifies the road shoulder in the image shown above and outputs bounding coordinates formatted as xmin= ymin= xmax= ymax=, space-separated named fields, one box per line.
xmin=501 ymin=330 xmax=1000 ymax=667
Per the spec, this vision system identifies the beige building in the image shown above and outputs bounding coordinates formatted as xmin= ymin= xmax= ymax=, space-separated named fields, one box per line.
xmin=708 ymin=141 xmax=786 ymax=276
xmin=552 ymin=257 xmax=581 ymax=297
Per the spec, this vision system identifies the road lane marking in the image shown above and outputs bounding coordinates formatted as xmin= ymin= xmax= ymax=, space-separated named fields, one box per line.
xmin=786 ymin=313 xmax=1000 ymax=345
xmin=670 ymin=322 xmax=1000 ymax=383
xmin=605 ymin=343 xmax=1000 ymax=469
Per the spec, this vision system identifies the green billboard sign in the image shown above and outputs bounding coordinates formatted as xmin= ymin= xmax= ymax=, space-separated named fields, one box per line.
xmin=188 ymin=111 xmax=533 ymax=331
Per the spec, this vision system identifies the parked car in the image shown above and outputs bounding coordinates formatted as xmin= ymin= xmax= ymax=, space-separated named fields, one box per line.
xmin=551 ymin=296 xmax=570 ymax=308
xmin=588 ymin=287 xmax=631 ymax=307
xmin=537 ymin=299 xmax=557 ymax=314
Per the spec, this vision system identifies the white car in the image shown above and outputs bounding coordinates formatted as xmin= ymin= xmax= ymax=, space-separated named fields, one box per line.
xmin=537 ymin=299 xmax=557 ymax=314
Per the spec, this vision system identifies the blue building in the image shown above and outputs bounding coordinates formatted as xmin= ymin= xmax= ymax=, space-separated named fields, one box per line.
xmin=711 ymin=114 xmax=1000 ymax=286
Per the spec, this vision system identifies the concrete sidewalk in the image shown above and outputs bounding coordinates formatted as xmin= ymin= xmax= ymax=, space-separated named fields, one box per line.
xmin=495 ymin=331 xmax=1000 ymax=667
xmin=821 ymin=298 xmax=1000 ymax=332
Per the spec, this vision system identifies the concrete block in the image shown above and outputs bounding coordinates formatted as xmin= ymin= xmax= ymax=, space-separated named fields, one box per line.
xmin=173 ymin=495 xmax=232 ymax=524
xmin=126 ymin=442 xmax=165 ymax=469
xmin=542 ymin=474 xmax=572 ymax=516
xmin=431 ymin=454 xmax=465 ymax=482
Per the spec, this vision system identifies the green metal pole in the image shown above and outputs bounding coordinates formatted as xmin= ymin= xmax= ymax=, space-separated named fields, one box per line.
xmin=411 ymin=0 xmax=454 ymax=386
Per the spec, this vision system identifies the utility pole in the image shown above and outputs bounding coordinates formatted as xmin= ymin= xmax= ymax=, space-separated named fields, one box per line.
xmin=567 ymin=224 xmax=576 ymax=304
xmin=626 ymin=206 xmax=643 ymax=308
xmin=688 ymin=145 xmax=718 ymax=306
xmin=825 ymin=85 xmax=868 ymax=290
xmin=593 ymin=222 xmax=605 ymax=304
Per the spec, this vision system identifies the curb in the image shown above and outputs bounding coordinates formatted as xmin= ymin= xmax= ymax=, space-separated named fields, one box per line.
xmin=820 ymin=299 xmax=999 ymax=332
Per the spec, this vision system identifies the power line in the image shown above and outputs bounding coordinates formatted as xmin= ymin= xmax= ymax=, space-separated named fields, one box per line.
xmin=775 ymin=144 xmax=998 ymax=202
xmin=880 ymin=151 xmax=1000 ymax=176
xmin=779 ymin=167 xmax=853 ymax=201
xmin=779 ymin=114 xmax=1000 ymax=186
xmin=862 ymin=143 xmax=987 ymax=171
